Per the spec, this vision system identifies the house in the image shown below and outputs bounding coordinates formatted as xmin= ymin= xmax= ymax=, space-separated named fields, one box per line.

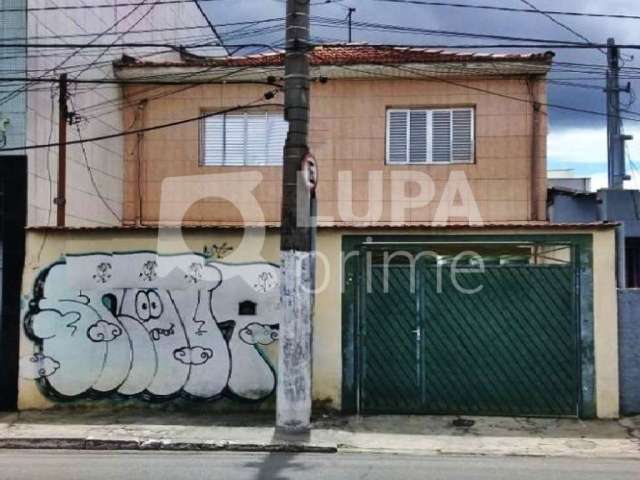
xmin=548 ymin=184 xmax=640 ymax=415
xmin=16 ymin=44 xmax=620 ymax=419
xmin=548 ymin=169 xmax=592 ymax=192
xmin=0 ymin=0 xmax=224 ymax=410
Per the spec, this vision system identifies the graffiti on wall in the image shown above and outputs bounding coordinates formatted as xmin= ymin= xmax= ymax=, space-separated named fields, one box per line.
xmin=21 ymin=252 xmax=280 ymax=402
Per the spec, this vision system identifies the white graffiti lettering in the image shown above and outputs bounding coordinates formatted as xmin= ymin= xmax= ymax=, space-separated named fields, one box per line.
xmin=22 ymin=252 xmax=281 ymax=402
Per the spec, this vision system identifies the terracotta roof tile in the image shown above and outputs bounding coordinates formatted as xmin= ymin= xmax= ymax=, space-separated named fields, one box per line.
xmin=116 ymin=44 xmax=554 ymax=69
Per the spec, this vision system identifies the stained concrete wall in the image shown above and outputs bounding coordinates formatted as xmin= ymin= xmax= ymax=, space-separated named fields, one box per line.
xmin=18 ymin=227 xmax=618 ymax=418
xmin=25 ymin=1 xmax=225 ymax=227
xmin=619 ymin=289 xmax=640 ymax=415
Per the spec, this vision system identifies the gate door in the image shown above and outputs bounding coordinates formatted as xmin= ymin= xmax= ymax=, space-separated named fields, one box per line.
xmin=358 ymin=249 xmax=579 ymax=417
xmin=421 ymin=265 xmax=578 ymax=416
xmin=360 ymin=265 xmax=422 ymax=412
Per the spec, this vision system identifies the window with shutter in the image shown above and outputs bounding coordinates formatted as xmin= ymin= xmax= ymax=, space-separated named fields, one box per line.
xmin=386 ymin=107 xmax=474 ymax=164
xmin=200 ymin=112 xmax=287 ymax=166
xmin=387 ymin=110 xmax=409 ymax=163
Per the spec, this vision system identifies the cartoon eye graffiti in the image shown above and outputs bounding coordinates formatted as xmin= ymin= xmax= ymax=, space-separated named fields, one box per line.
xmin=135 ymin=291 xmax=151 ymax=322
xmin=148 ymin=290 xmax=163 ymax=318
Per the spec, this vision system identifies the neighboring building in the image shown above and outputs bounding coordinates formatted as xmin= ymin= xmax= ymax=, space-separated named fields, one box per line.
xmin=20 ymin=0 xmax=225 ymax=226
xmin=548 ymin=169 xmax=591 ymax=192
xmin=16 ymin=44 xmax=620 ymax=420
xmin=0 ymin=0 xmax=225 ymax=410
xmin=549 ymin=185 xmax=640 ymax=415
xmin=0 ymin=0 xmax=27 ymax=153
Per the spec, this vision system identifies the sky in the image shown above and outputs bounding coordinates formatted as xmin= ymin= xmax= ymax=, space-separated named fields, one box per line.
xmin=204 ymin=0 xmax=640 ymax=190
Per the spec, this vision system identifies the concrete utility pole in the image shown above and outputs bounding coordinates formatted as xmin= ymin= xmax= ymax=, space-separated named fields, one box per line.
xmin=276 ymin=0 xmax=315 ymax=432
xmin=606 ymin=37 xmax=633 ymax=189
xmin=347 ymin=8 xmax=356 ymax=43
xmin=55 ymin=73 xmax=68 ymax=227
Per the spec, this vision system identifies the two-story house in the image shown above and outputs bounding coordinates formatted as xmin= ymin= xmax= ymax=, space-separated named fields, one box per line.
xmin=17 ymin=44 xmax=620 ymax=420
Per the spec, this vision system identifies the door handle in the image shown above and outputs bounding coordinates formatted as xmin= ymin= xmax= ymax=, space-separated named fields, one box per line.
xmin=412 ymin=328 xmax=421 ymax=341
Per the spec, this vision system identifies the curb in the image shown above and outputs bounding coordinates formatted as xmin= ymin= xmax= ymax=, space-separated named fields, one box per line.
xmin=0 ymin=437 xmax=338 ymax=453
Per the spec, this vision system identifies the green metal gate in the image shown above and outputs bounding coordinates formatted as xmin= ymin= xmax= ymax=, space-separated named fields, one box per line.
xmin=359 ymin=260 xmax=579 ymax=416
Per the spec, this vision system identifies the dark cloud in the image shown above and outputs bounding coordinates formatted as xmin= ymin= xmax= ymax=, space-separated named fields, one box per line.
xmin=205 ymin=0 xmax=640 ymax=131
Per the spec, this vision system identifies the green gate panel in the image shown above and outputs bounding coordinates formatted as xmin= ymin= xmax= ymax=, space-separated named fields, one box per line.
xmin=422 ymin=266 xmax=578 ymax=416
xmin=361 ymin=266 xmax=421 ymax=412
xmin=359 ymin=264 xmax=579 ymax=416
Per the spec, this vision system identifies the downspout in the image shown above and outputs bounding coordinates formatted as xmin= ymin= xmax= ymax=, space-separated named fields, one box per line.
xmin=136 ymin=100 xmax=148 ymax=226
xmin=527 ymin=75 xmax=543 ymax=221
xmin=128 ymin=99 xmax=147 ymax=226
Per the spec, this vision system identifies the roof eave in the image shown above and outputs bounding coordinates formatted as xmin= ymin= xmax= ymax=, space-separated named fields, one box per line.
xmin=114 ymin=60 xmax=551 ymax=82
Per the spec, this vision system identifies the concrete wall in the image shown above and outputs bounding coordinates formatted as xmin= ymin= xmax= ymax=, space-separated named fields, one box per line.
xmin=547 ymin=192 xmax=599 ymax=223
xmin=18 ymin=227 xmax=618 ymax=418
xmin=0 ymin=0 xmax=27 ymax=153
xmin=619 ymin=289 xmax=640 ymax=415
xmin=593 ymin=228 xmax=620 ymax=418
xmin=25 ymin=1 xmax=225 ymax=227
xmin=121 ymin=76 xmax=548 ymax=225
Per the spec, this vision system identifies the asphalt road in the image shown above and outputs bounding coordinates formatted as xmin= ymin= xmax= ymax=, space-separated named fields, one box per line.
xmin=0 ymin=450 xmax=637 ymax=480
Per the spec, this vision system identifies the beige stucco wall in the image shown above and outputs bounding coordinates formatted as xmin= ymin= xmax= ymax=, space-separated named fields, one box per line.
xmin=122 ymin=76 xmax=548 ymax=226
xmin=19 ymin=227 xmax=617 ymax=417
xmin=592 ymin=228 xmax=619 ymax=418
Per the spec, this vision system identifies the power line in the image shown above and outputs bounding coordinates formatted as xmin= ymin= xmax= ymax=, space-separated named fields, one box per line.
xmin=73 ymin=1 xmax=161 ymax=82
xmin=0 ymin=0 xmax=152 ymax=109
xmin=319 ymin=40 xmax=640 ymax=50
xmin=330 ymin=62 xmax=640 ymax=122
xmin=0 ymin=17 xmax=284 ymax=43
xmin=68 ymin=96 xmax=122 ymax=222
xmin=191 ymin=0 xmax=226 ymax=50
xmin=0 ymin=76 xmax=280 ymax=86
xmin=0 ymin=96 xmax=282 ymax=152
xmin=312 ymin=15 xmax=587 ymax=45
xmin=371 ymin=0 xmax=640 ymax=21
xmin=518 ymin=0 xmax=596 ymax=48
xmin=0 ymin=0 xmax=227 ymax=13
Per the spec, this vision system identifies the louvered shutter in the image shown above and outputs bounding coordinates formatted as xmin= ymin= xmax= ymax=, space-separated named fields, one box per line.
xmin=265 ymin=113 xmax=287 ymax=165
xmin=246 ymin=113 xmax=267 ymax=165
xmin=431 ymin=110 xmax=452 ymax=163
xmin=202 ymin=116 xmax=224 ymax=165
xmin=223 ymin=114 xmax=247 ymax=165
xmin=202 ymin=112 xmax=286 ymax=166
xmin=387 ymin=110 xmax=408 ymax=163
xmin=409 ymin=110 xmax=427 ymax=163
xmin=452 ymin=108 xmax=474 ymax=163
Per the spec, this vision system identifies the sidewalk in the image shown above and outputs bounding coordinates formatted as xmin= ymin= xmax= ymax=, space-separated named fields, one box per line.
xmin=0 ymin=409 xmax=639 ymax=459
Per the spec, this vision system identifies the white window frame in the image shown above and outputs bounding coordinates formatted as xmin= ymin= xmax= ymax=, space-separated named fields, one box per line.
xmin=385 ymin=107 xmax=475 ymax=165
xmin=199 ymin=111 xmax=287 ymax=167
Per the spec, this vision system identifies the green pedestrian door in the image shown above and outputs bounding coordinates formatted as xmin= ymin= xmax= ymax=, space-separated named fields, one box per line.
xmin=359 ymin=262 xmax=579 ymax=416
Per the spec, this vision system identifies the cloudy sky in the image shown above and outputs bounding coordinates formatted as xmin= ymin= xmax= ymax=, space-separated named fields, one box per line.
xmin=205 ymin=0 xmax=640 ymax=190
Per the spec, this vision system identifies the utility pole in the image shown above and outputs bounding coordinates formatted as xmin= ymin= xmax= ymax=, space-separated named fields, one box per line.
xmin=277 ymin=0 xmax=315 ymax=432
xmin=347 ymin=8 xmax=356 ymax=43
xmin=606 ymin=37 xmax=633 ymax=189
xmin=55 ymin=73 xmax=68 ymax=226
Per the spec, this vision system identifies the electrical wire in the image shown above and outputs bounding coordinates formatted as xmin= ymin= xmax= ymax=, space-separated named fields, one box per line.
xmin=518 ymin=0 xmax=594 ymax=47
xmin=0 ymin=0 xmax=227 ymax=13
xmin=68 ymin=96 xmax=122 ymax=222
xmin=73 ymin=1 xmax=162 ymax=82
xmin=311 ymin=15 xmax=587 ymax=46
xmin=36 ymin=84 xmax=58 ymax=261
xmin=0 ymin=95 xmax=282 ymax=152
xmin=370 ymin=0 xmax=640 ymax=21
xmin=0 ymin=0 xmax=152 ymax=109
xmin=327 ymin=62 xmax=640 ymax=122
